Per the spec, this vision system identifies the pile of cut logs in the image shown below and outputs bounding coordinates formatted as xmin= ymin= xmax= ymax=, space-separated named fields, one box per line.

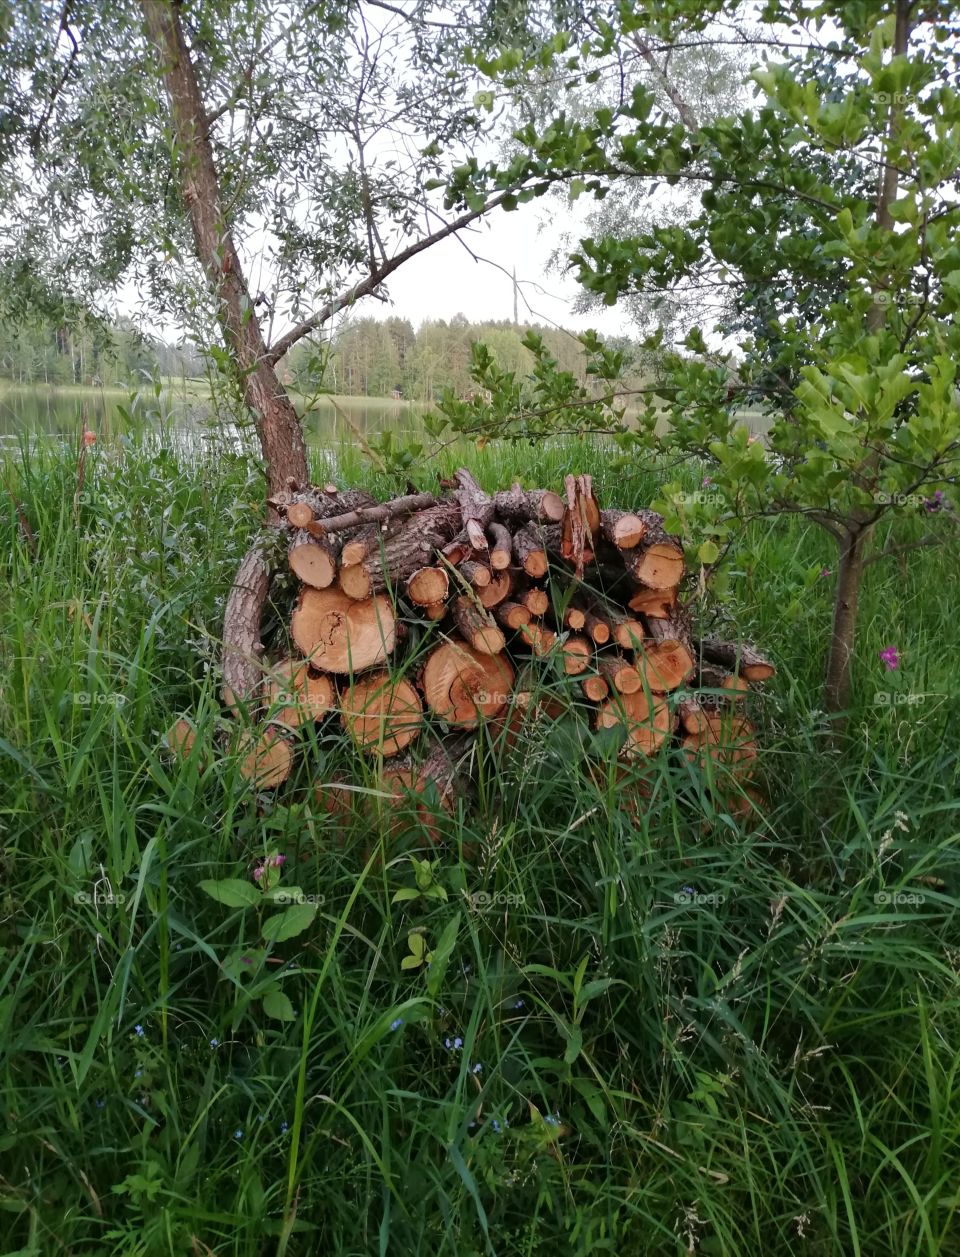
xmin=170 ymin=471 xmax=774 ymax=825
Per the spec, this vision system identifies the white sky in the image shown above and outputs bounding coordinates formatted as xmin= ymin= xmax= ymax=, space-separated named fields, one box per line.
xmin=294 ymin=196 xmax=628 ymax=337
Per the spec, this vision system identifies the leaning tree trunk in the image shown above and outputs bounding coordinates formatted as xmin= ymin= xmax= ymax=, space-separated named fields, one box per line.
xmin=141 ymin=0 xmax=309 ymax=501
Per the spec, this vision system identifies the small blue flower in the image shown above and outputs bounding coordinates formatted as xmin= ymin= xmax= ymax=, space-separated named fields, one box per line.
xmin=280 ymin=1121 xmax=289 ymax=1134
xmin=512 ymin=999 xmax=524 ymax=1009
xmin=209 ymin=1037 xmax=219 ymax=1048
xmin=453 ymin=1036 xmax=463 ymax=1050
xmin=389 ymin=1018 xmax=403 ymax=1032
xmin=234 ymin=1128 xmax=243 ymax=1140
xmin=544 ymin=1114 xmax=559 ymax=1127
xmin=682 ymin=886 xmax=696 ymax=896
xmin=95 ymin=1098 xmax=105 ymax=1109
xmin=134 ymin=1069 xmax=142 ymax=1078
xmin=257 ymin=1114 xmax=266 ymax=1123
xmin=472 ymin=1062 xmax=483 ymax=1074
xmin=134 ymin=1024 xmax=145 ymax=1037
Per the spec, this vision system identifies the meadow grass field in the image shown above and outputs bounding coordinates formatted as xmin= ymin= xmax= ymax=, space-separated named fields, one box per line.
xmin=0 ymin=427 xmax=958 ymax=1256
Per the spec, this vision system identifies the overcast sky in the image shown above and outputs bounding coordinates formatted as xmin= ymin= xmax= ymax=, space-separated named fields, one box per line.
xmin=339 ymin=195 xmax=628 ymax=336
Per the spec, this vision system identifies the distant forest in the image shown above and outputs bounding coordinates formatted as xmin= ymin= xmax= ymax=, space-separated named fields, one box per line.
xmin=284 ymin=316 xmax=642 ymax=402
xmin=0 ymin=312 xmax=203 ymax=388
xmin=0 ymin=308 xmax=640 ymax=402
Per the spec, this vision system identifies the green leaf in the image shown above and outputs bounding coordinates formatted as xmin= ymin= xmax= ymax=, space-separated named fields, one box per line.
xmin=562 ymin=1023 xmax=583 ymax=1065
xmin=391 ymin=888 xmax=420 ymax=903
xmin=262 ymin=990 xmax=296 ymax=1021
xmin=199 ymin=878 xmax=260 ymax=908
xmin=698 ymin=540 xmax=720 ymax=565
xmin=261 ymin=902 xmax=317 ymax=942
xmin=426 ymin=912 xmax=461 ymax=997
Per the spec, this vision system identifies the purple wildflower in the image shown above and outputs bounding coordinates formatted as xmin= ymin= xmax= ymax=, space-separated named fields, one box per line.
xmin=879 ymin=646 xmax=901 ymax=671
xmin=134 ymin=1024 xmax=144 ymax=1037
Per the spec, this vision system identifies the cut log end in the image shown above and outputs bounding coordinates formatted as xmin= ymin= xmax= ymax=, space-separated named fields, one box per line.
xmin=291 ymin=587 xmax=396 ymax=674
xmin=237 ymin=726 xmax=294 ymax=788
xmin=263 ymin=659 xmax=336 ymax=728
xmin=421 ymin=641 xmax=515 ymax=726
xmin=407 ymin=565 xmax=449 ymax=607
xmin=341 ymin=670 xmax=424 ymax=756
xmin=596 ymin=690 xmax=674 ymax=757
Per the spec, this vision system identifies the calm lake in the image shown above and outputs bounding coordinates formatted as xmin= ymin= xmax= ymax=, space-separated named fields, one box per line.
xmin=0 ymin=384 xmax=425 ymax=450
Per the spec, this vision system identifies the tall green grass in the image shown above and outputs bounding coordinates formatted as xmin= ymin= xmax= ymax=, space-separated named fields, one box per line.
xmin=0 ymin=431 xmax=957 ymax=1255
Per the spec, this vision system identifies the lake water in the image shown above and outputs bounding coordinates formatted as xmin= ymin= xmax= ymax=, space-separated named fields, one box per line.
xmin=0 ymin=384 xmax=425 ymax=451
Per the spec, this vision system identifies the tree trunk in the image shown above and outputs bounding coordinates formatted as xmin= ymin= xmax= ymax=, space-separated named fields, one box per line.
xmin=824 ymin=528 xmax=869 ymax=714
xmin=141 ymin=0 xmax=308 ymax=500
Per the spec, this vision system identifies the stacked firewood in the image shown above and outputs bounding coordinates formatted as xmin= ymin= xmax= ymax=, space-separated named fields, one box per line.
xmin=173 ymin=471 xmax=774 ymax=824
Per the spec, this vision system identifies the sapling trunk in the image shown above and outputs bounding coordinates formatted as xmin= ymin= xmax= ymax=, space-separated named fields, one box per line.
xmin=824 ymin=527 xmax=870 ymax=715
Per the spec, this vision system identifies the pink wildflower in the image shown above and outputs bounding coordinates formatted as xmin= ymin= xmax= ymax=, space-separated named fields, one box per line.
xmin=879 ymin=646 xmax=900 ymax=671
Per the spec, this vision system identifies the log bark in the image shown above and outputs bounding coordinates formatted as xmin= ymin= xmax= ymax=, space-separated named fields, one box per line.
xmin=697 ymin=638 xmax=776 ymax=682
xmin=312 ymin=491 xmax=437 ymax=536
xmin=491 ymin=484 xmax=564 ymax=527
xmin=600 ymin=509 xmax=646 ymax=550
xmin=621 ymin=511 xmax=685 ymax=591
xmin=450 ymin=469 xmax=494 ymax=551
xmin=561 ymin=473 xmax=601 ymax=574
xmin=486 ymin=521 xmax=513 ymax=570
xmin=596 ymin=654 xmax=642 ymax=694
xmin=697 ymin=665 xmax=751 ymax=698
xmin=512 ymin=523 xmax=548 ymax=578
xmin=451 ymin=597 xmax=506 ymax=655
xmin=459 ymin=559 xmax=492 ymax=589
xmin=338 ymin=503 xmax=462 ymax=599
xmin=222 ymin=544 xmax=270 ymax=709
